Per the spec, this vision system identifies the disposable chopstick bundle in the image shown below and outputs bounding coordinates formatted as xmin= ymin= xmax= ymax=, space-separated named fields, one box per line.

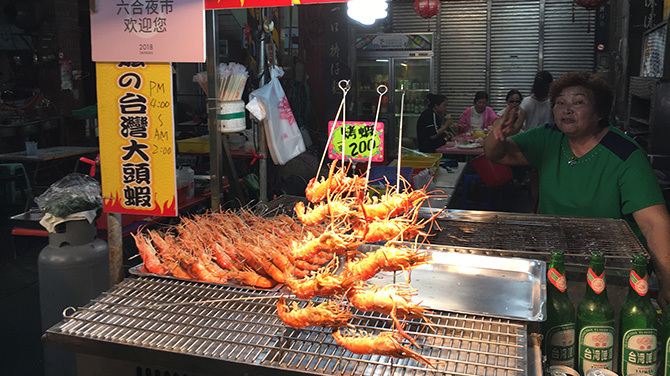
xmin=194 ymin=63 xmax=249 ymax=101
xmin=218 ymin=62 xmax=249 ymax=102
xmin=192 ymin=71 xmax=208 ymax=95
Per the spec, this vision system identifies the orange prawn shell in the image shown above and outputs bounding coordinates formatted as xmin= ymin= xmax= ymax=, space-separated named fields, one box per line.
xmin=276 ymin=296 xmax=352 ymax=329
xmin=131 ymin=233 xmax=168 ymax=275
xmin=305 ymin=163 xmax=368 ymax=203
xmin=284 ymin=272 xmax=351 ymax=299
xmin=347 ymin=284 xmax=427 ymax=319
xmin=360 ymin=190 xmax=429 ymax=220
xmin=344 ymin=245 xmax=430 ymax=281
xmin=331 ymin=328 xmax=435 ymax=368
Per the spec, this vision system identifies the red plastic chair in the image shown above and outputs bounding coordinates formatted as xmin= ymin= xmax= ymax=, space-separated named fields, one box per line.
xmin=469 ymin=155 xmax=513 ymax=189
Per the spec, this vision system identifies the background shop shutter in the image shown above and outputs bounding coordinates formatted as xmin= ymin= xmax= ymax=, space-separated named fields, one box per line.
xmin=543 ymin=0 xmax=596 ymax=78
xmin=389 ymin=2 xmax=438 ymax=33
xmin=389 ymin=0 xmax=596 ymax=116
xmin=437 ymin=0 xmax=489 ymax=116
xmin=489 ymin=0 xmax=541 ymax=111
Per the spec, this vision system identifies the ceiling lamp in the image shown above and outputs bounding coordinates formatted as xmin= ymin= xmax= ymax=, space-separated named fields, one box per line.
xmin=347 ymin=0 xmax=388 ymax=26
xmin=414 ymin=0 xmax=440 ymax=19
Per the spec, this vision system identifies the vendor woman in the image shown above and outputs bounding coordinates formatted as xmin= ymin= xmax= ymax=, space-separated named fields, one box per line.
xmin=416 ymin=94 xmax=455 ymax=153
xmin=484 ymin=71 xmax=670 ymax=308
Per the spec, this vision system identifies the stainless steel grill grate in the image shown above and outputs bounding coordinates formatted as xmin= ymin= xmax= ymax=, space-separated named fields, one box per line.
xmin=429 ymin=210 xmax=647 ymax=270
xmin=45 ymin=277 xmax=529 ymax=376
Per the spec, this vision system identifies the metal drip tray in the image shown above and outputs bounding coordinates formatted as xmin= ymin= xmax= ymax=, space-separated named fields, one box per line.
xmin=367 ymin=248 xmax=546 ymax=321
xmin=44 ymin=277 xmax=532 ymax=376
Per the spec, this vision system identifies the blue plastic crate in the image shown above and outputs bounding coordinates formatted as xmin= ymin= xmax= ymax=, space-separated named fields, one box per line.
xmin=367 ymin=166 xmax=413 ymax=190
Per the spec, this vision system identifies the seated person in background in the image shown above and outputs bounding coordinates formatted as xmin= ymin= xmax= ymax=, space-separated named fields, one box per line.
xmin=416 ymin=93 xmax=455 ymax=153
xmin=495 ymin=89 xmax=527 ymax=136
xmin=484 ymin=71 xmax=670 ymax=308
xmin=520 ymin=70 xmax=554 ymax=131
xmin=458 ymin=91 xmax=499 ymax=134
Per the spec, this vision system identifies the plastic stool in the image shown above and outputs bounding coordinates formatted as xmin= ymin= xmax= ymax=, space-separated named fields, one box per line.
xmin=460 ymin=173 xmax=495 ymax=210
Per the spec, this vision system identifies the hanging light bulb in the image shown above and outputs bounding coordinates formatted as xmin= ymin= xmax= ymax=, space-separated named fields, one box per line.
xmin=347 ymin=0 xmax=388 ymax=26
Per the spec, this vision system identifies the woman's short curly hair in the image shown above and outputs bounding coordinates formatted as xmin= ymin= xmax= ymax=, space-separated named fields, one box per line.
xmin=549 ymin=71 xmax=613 ymax=128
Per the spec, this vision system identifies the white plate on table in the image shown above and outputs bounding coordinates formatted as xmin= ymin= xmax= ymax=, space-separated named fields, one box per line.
xmin=456 ymin=143 xmax=481 ymax=149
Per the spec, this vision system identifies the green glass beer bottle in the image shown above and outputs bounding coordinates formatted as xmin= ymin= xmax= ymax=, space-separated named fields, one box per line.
xmin=577 ymin=252 xmax=615 ymax=374
xmin=541 ymin=250 xmax=576 ymax=368
xmin=660 ymin=304 xmax=670 ymax=375
xmin=619 ymin=254 xmax=657 ymax=375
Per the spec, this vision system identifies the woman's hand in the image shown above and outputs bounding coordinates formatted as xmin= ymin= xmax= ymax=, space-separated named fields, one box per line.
xmin=436 ymin=123 xmax=450 ymax=136
xmin=492 ymin=106 xmax=519 ymax=141
xmin=456 ymin=123 xmax=468 ymax=134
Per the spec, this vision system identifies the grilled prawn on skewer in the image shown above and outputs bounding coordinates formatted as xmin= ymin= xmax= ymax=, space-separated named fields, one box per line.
xmin=276 ymin=296 xmax=353 ymax=329
xmin=305 ymin=162 xmax=367 ymax=203
xmin=344 ymin=243 xmax=430 ymax=282
xmin=294 ymin=200 xmax=361 ymax=226
xmin=359 ymin=189 xmax=430 ymax=221
xmin=284 ymin=259 xmax=354 ymax=299
xmin=290 ymin=230 xmax=359 ymax=261
xmin=353 ymin=216 xmax=428 ymax=243
xmin=346 ymin=282 xmax=432 ymax=348
xmin=332 ymin=328 xmax=435 ymax=369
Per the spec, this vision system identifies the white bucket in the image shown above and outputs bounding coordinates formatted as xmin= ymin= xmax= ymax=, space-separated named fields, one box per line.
xmin=218 ymin=100 xmax=246 ymax=133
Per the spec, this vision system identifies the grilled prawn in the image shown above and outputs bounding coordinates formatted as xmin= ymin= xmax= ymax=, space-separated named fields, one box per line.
xmin=344 ymin=243 xmax=430 ymax=281
xmin=276 ymin=296 xmax=352 ymax=329
xmin=332 ymin=328 xmax=435 ymax=369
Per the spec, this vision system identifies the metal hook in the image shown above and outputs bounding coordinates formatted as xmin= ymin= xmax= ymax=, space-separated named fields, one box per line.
xmin=338 ymin=79 xmax=351 ymax=93
xmin=62 ymin=306 xmax=80 ymax=319
xmin=376 ymin=84 xmax=388 ymax=96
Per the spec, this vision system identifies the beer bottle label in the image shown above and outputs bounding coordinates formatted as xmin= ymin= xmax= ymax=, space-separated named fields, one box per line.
xmin=621 ymin=328 xmax=657 ymax=375
xmin=665 ymin=336 xmax=670 ymax=376
xmin=545 ymin=323 xmax=575 ymax=366
xmin=548 ymin=267 xmax=567 ymax=292
xmin=630 ymin=270 xmax=649 ymax=296
xmin=587 ymin=268 xmax=606 ymax=294
xmin=578 ymin=326 xmax=614 ymax=372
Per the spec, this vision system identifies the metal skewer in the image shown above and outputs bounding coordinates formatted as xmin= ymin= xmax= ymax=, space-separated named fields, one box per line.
xmin=339 ymin=80 xmax=350 ymax=166
xmin=365 ymin=84 xmax=387 ymax=183
xmin=396 ymin=84 xmax=406 ymax=192
xmin=316 ymin=79 xmax=350 ymax=180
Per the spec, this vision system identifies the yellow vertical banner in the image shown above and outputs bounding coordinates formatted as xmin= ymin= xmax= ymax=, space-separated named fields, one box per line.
xmin=97 ymin=62 xmax=177 ymax=217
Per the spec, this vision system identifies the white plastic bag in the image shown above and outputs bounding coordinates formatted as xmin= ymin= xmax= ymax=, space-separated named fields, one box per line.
xmin=412 ymin=168 xmax=435 ymax=190
xmin=247 ymin=66 xmax=305 ymax=165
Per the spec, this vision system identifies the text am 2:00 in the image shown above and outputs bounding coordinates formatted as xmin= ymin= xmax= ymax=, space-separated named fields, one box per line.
xmin=152 ymin=145 xmax=172 ymax=155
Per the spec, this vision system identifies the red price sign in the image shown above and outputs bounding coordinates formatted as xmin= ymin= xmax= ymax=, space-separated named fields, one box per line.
xmin=327 ymin=121 xmax=384 ymax=162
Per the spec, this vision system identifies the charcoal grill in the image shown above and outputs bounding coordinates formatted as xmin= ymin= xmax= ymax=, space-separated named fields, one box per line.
xmin=44 ymin=277 xmax=538 ymax=376
xmin=261 ymin=197 xmax=646 ymax=272
xmin=427 ymin=210 xmax=647 ymax=271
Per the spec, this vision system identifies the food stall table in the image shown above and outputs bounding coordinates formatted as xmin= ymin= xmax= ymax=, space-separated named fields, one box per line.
xmin=426 ymin=162 xmax=466 ymax=209
xmin=435 ymin=144 xmax=484 ymax=156
xmin=0 ymin=146 xmax=99 ymax=188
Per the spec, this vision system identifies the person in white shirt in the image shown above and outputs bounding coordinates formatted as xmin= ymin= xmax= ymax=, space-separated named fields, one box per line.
xmin=520 ymin=71 xmax=553 ymax=131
